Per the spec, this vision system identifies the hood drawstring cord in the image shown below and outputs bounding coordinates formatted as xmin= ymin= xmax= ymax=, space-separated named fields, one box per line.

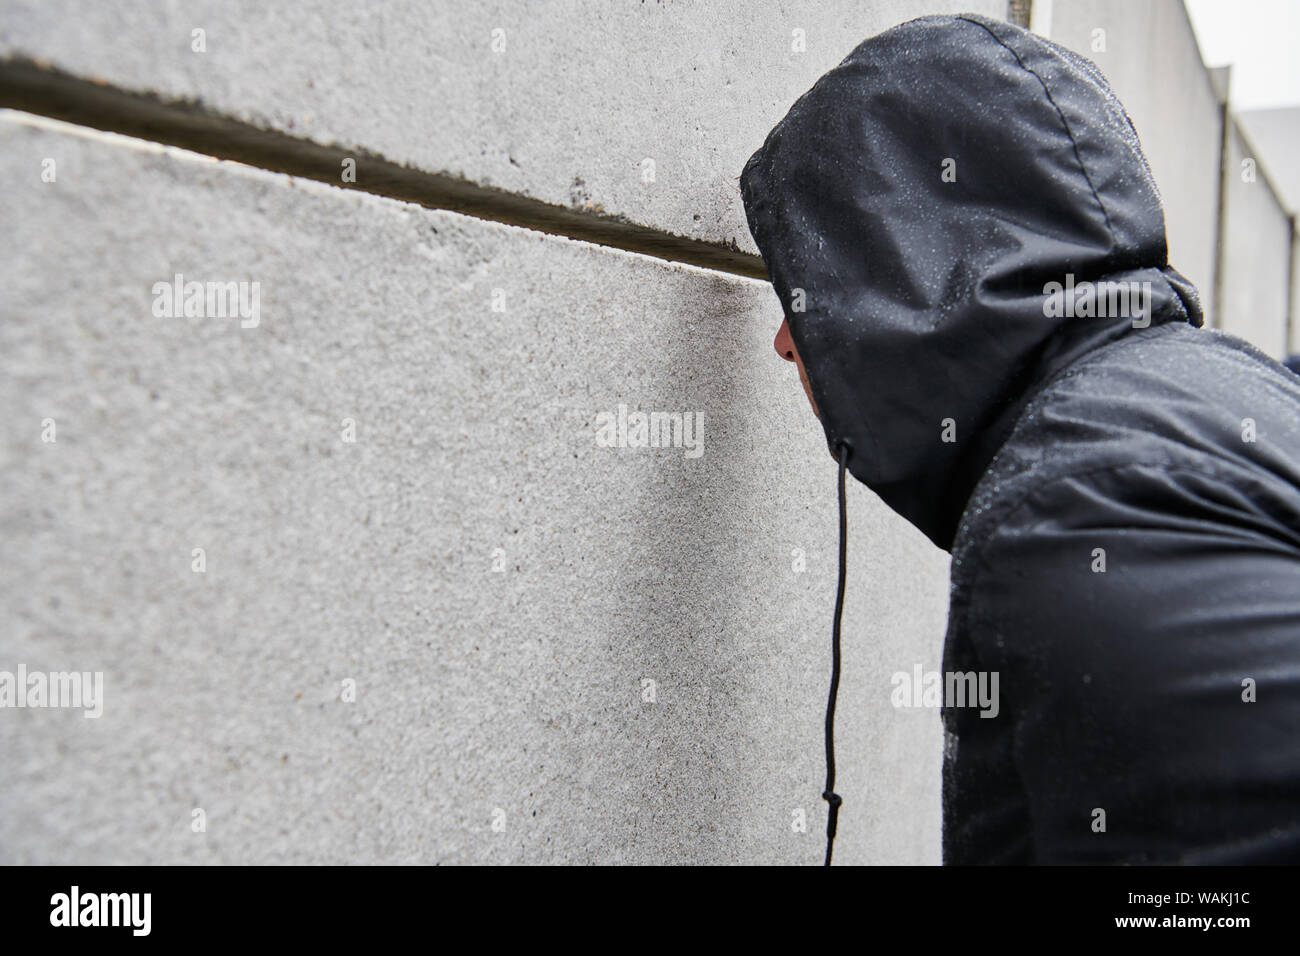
xmin=823 ymin=439 xmax=851 ymax=866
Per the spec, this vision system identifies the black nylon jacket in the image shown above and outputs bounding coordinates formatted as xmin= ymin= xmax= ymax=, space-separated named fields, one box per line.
xmin=741 ymin=13 xmax=1300 ymax=863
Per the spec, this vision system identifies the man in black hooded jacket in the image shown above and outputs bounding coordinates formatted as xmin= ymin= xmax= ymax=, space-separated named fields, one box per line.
xmin=741 ymin=14 xmax=1300 ymax=864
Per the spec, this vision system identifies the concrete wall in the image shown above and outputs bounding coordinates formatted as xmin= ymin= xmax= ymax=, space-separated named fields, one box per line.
xmin=0 ymin=107 xmax=951 ymax=863
xmin=1218 ymin=118 xmax=1294 ymax=359
xmin=1239 ymin=107 xmax=1300 ymax=357
xmin=1294 ymin=229 xmax=1299 ymax=357
xmin=0 ymin=0 xmax=1001 ymax=256
xmin=1239 ymin=107 xmax=1300 ymax=215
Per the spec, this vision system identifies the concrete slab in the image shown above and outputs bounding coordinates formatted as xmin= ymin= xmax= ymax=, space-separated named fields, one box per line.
xmin=0 ymin=111 xmax=950 ymax=864
xmin=0 ymin=0 xmax=1005 ymax=256
xmin=1238 ymin=107 xmax=1300 ymax=215
xmin=1219 ymin=119 xmax=1293 ymax=359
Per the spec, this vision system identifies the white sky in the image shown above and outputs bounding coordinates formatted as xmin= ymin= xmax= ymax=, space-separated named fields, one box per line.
xmin=1184 ymin=0 xmax=1300 ymax=110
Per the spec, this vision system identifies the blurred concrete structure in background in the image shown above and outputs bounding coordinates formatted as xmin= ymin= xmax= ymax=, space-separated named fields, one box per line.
xmin=1239 ymin=106 xmax=1300 ymax=356
xmin=0 ymin=0 xmax=1295 ymax=865
xmin=1041 ymin=0 xmax=1297 ymax=357
xmin=1240 ymin=107 xmax=1300 ymax=215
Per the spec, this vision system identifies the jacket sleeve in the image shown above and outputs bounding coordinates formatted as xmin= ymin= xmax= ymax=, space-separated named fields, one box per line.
xmin=965 ymin=462 xmax=1300 ymax=863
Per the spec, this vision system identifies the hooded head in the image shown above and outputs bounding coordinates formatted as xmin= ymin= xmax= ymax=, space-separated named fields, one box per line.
xmin=741 ymin=14 xmax=1203 ymax=550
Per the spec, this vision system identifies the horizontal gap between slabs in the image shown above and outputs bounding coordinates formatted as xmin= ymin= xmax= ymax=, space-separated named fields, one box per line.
xmin=0 ymin=57 xmax=770 ymax=281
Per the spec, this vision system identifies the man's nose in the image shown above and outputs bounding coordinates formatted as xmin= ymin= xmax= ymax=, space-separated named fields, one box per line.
xmin=774 ymin=319 xmax=797 ymax=363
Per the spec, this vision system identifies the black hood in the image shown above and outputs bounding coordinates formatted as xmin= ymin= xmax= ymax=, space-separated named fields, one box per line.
xmin=741 ymin=13 xmax=1203 ymax=550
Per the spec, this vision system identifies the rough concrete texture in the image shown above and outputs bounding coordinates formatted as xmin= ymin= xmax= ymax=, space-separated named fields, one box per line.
xmin=1218 ymin=120 xmax=1294 ymax=359
xmin=1045 ymin=0 xmax=1224 ymax=329
xmin=0 ymin=112 xmax=950 ymax=864
xmin=1294 ymin=235 xmax=1299 ymax=358
xmin=1239 ymin=107 xmax=1300 ymax=216
xmin=0 ymin=0 xmax=1005 ymax=256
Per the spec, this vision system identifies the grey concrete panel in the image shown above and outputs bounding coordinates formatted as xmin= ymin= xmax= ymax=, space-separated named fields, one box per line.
xmin=0 ymin=0 xmax=1006 ymax=257
xmin=1219 ymin=120 xmax=1293 ymax=359
xmin=1239 ymin=107 xmax=1300 ymax=215
xmin=0 ymin=112 xmax=950 ymax=864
